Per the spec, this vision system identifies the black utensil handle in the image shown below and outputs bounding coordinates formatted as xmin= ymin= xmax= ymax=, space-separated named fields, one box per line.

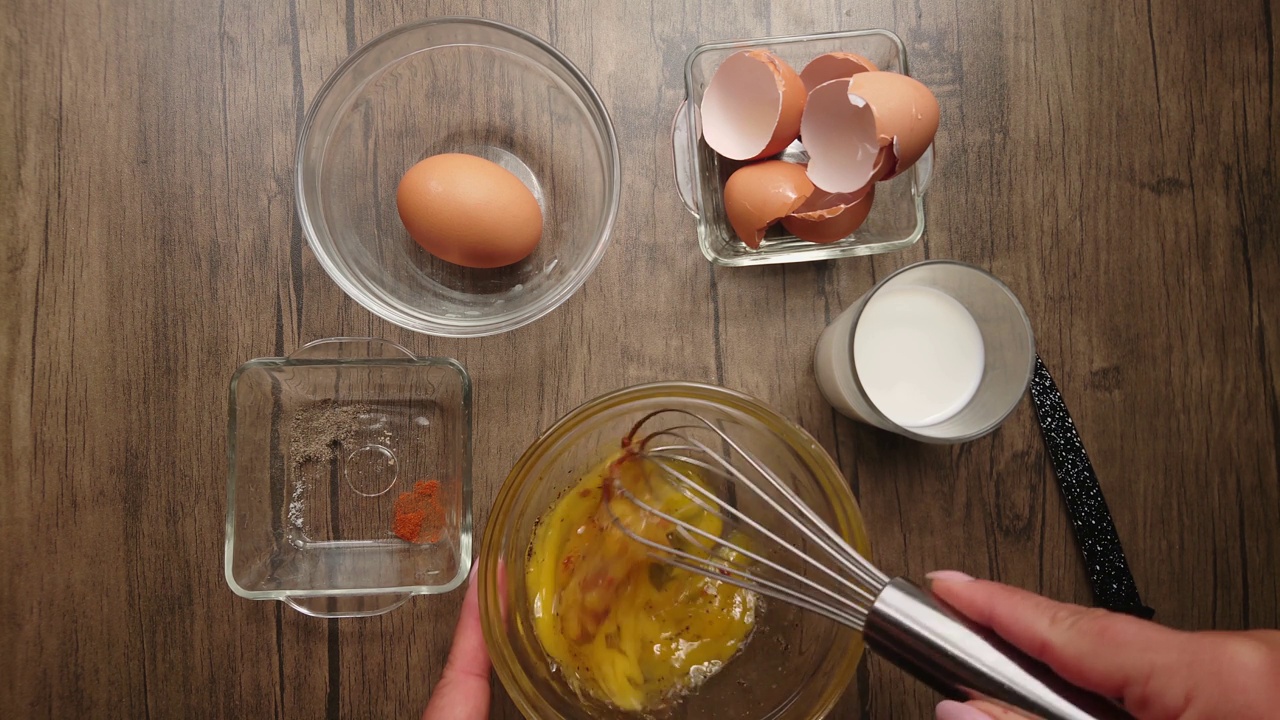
xmin=1029 ymin=356 xmax=1154 ymax=619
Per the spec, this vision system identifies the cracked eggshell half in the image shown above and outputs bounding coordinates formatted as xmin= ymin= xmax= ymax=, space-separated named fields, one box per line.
xmin=722 ymin=160 xmax=814 ymax=248
xmin=781 ymin=184 xmax=875 ymax=244
xmin=847 ymin=71 xmax=939 ymax=180
xmin=800 ymin=78 xmax=880 ymax=193
xmin=700 ymin=50 xmax=806 ymax=161
xmin=799 ymin=52 xmax=878 ymax=91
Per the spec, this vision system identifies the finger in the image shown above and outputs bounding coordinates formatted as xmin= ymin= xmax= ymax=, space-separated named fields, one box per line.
xmin=967 ymin=700 xmax=1028 ymax=719
xmin=927 ymin=573 xmax=1188 ymax=708
xmin=935 ymin=699 xmax=1027 ymax=720
xmin=422 ymin=564 xmax=491 ymax=720
xmin=443 ymin=564 xmax=490 ymax=680
xmin=935 ymin=699 xmax=988 ymax=719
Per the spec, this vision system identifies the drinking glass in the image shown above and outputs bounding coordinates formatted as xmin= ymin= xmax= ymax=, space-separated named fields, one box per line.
xmin=814 ymin=260 xmax=1035 ymax=443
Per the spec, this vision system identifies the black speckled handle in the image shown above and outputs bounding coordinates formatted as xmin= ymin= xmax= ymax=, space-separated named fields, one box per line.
xmin=1029 ymin=356 xmax=1155 ymax=619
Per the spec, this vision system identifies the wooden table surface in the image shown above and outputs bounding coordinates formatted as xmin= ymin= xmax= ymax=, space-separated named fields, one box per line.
xmin=4 ymin=0 xmax=1277 ymax=717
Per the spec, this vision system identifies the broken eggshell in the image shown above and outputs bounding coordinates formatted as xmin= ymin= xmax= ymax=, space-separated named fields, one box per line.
xmin=723 ymin=160 xmax=814 ymax=248
xmin=799 ymin=78 xmax=880 ymax=193
xmin=781 ymin=184 xmax=875 ymax=244
xmin=799 ymin=52 xmax=878 ymax=91
xmin=847 ymin=71 xmax=939 ymax=180
xmin=701 ymin=50 xmax=806 ymax=161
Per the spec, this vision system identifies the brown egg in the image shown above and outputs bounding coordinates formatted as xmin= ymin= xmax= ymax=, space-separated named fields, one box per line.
xmin=846 ymin=72 xmax=939 ymax=179
xmin=722 ymin=160 xmax=814 ymax=248
xmin=396 ymin=153 xmax=543 ymax=269
xmin=799 ymin=52 xmax=878 ymax=91
xmin=782 ymin=185 xmax=875 ymax=243
xmin=701 ymin=50 xmax=807 ymax=161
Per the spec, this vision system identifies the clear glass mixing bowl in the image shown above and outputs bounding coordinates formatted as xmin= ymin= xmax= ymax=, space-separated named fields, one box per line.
xmin=296 ymin=18 xmax=620 ymax=337
xmin=479 ymin=382 xmax=871 ymax=719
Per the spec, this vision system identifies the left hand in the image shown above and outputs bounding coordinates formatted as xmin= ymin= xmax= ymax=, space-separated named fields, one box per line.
xmin=421 ymin=565 xmax=491 ymax=720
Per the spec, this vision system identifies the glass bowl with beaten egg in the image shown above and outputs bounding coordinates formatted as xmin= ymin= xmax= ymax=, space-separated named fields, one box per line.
xmin=296 ymin=18 xmax=620 ymax=337
xmin=479 ymin=382 xmax=871 ymax=719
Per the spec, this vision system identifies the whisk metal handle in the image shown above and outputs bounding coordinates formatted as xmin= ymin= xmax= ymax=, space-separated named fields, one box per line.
xmin=864 ymin=578 xmax=1132 ymax=720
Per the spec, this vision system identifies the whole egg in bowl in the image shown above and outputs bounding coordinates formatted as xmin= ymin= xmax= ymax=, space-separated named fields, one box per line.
xmin=295 ymin=18 xmax=620 ymax=337
xmin=396 ymin=153 xmax=544 ymax=269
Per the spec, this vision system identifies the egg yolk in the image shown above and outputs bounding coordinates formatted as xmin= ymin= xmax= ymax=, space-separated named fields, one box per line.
xmin=527 ymin=453 xmax=757 ymax=712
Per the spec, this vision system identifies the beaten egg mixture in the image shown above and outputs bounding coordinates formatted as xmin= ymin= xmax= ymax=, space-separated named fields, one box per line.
xmin=526 ymin=453 xmax=757 ymax=712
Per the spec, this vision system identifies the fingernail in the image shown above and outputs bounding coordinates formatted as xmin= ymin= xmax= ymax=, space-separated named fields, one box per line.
xmin=468 ymin=560 xmax=479 ymax=585
xmin=926 ymin=570 xmax=975 ymax=583
xmin=935 ymin=700 xmax=990 ymax=720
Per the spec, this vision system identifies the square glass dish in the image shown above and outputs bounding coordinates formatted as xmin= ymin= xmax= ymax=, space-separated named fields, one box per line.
xmin=672 ymin=28 xmax=933 ymax=266
xmin=225 ymin=337 xmax=472 ymax=617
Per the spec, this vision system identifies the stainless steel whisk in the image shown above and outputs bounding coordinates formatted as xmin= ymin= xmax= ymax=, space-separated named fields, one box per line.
xmin=604 ymin=409 xmax=1131 ymax=720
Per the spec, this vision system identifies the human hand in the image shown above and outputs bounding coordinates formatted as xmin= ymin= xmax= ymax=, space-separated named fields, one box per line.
xmin=927 ymin=571 xmax=1280 ymax=720
xmin=421 ymin=565 xmax=491 ymax=720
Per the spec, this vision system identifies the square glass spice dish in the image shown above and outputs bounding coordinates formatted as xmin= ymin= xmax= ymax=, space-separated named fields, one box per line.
xmin=672 ymin=28 xmax=933 ymax=266
xmin=225 ymin=337 xmax=472 ymax=617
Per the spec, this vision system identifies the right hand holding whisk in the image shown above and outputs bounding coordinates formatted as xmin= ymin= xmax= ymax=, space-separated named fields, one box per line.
xmin=927 ymin=572 xmax=1280 ymax=720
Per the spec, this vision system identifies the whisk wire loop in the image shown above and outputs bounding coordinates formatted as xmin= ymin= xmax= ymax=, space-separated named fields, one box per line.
xmin=609 ymin=474 xmax=872 ymax=628
xmin=639 ymin=412 xmax=882 ymax=583
xmin=647 ymin=436 xmax=888 ymax=593
xmin=625 ymin=409 xmax=889 ymax=589
xmin=604 ymin=491 xmax=869 ymax=629
xmin=641 ymin=451 xmax=880 ymax=608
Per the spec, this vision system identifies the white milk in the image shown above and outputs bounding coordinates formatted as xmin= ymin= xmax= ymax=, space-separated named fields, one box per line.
xmin=815 ymin=285 xmax=984 ymax=428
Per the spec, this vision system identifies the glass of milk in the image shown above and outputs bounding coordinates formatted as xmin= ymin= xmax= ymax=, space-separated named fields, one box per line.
xmin=814 ymin=260 xmax=1035 ymax=443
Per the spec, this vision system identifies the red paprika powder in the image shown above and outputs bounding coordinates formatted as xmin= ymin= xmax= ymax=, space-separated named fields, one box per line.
xmin=392 ymin=479 xmax=446 ymax=543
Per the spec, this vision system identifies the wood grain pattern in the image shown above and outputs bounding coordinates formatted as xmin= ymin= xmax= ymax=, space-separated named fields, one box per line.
xmin=2 ymin=0 xmax=1276 ymax=718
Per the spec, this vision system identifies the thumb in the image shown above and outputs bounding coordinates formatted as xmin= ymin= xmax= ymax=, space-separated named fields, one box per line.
xmin=422 ymin=564 xmax=491 ymax=720
xmin=927 ymin=572 xmax=1190 ymax=715
xmin=935 ymin=698 xmax=1026 ymax=720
